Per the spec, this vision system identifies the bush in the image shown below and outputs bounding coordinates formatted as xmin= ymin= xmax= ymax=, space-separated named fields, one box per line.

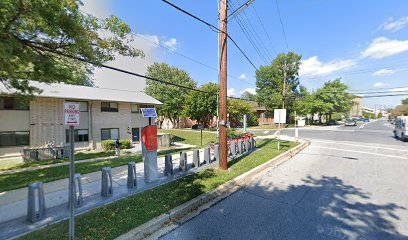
xmin=101 ymin=139 xmax=132 ymax=151
xmin=227 ymin=128 xmax=250 ymax=138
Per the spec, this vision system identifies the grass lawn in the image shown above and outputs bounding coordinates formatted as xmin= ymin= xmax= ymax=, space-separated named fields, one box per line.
xmin=0 ymin=151 xmax=117 ymax=171
xmin=159 ymin=129 xmax=218 ymax=148
xmin=18 ymin=139 xmax=298 ymax=240
xmin=0 ymin=147 xmax=194 ymax=193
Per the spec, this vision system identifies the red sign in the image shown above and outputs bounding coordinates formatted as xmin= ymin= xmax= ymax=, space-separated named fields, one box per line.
xmin=142 ymin=126 xmax=158 ymax=151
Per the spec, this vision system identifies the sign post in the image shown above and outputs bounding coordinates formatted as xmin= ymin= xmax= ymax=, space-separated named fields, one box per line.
xmin=64 ymin=102 xmax=80 ymax=240
xmin=274 ymin=109 xmax=286 ymax=151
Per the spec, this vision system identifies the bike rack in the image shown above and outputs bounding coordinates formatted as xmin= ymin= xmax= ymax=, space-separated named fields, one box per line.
xmin=179 ymin=152 xmax=187 ymax=171
xmin=238 ymin=139 xmax=243 ymax=154
xmin=101 ymin=167 xmax=113 ymax=197
xmin=27 ymin=182 xmax=46 ymax=222
xmin=204 ymin=147 xmax=210 ymax=164
xmin=193 ymin=149 xmax=200 ymax=167
xmin=214 ymin=144 xmax=220 ymax=162
xmin=127 ymin=162 xmax=137 ymax=189
xmin=164 ymin=154 xmax=173 ymax=176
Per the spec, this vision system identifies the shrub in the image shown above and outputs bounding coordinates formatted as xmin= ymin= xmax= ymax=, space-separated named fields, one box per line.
xmin=101 ymin=139 xmax=132 ymax=151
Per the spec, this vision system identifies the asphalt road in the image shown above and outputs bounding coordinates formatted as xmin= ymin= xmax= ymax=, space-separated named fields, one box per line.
xmin=160 ymin=120 xmax=408 ymax=240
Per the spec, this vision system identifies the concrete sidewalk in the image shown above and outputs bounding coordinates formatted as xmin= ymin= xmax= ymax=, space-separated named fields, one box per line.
xmin=0 ymin=148 xmax=218 ymax=240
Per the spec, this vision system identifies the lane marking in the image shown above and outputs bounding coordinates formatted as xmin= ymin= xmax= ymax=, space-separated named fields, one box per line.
xmin=312 ymin=139 xmax=408 ymax=152
xmin=313 ymin=146 xmax=408 ymax=160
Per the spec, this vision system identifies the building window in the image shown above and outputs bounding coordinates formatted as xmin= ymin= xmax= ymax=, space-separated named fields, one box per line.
xmin=131 ymin=104 xmax=139 ymax=113
xmin=101 ymin=128 xmax=119 ymax=140
xmin=66 ymin=129 xmax=89 ymax=143
xmin=131 ymin=128 xmax=140 ymax=142
xmin=0 ymin=131 xmax=30 ymax=147
xmin=0 ymin=97 xmax=29 ymax=110
xmin=101 ymin=102 xmax=118 ymax=112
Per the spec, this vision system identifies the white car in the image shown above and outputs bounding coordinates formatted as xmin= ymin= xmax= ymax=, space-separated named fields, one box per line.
xmin=394 ymin=116 xmax=408 ymax=142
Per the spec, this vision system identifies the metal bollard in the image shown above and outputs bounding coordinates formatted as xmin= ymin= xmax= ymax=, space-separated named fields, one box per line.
xmin=251 ymin=137 xmax=256 ymax=149
xmin=244 ymin=138 xmax=250 ymax=152
xmin=73 ymin=173 xmax=83 ymax=207
xmin=179 ymin=152 xmax=187 ymax=171
xmin=27 ymin=182 xmax=46 ymax=222
xmin=204 ymin=147 xmax=210 ymax=164
xmin=193 ymin=150 xmax=200 ymax=167
xmin=164 ymin=154 xmax=173 ymax=176
xmin=214 ymin=144 xmax=220 ymax=162
xmin=230 ymin=141 xmax=236 ymax=158
xmin=101 ymin=167 xmax=113 ymax=197
xmin=127 ymin=162 xmax=137 ymax=189
xmin=238 ymin=140 xmax=243 ymax=154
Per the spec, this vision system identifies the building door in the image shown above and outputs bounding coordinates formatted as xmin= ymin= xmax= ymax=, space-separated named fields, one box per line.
xmin=132 ymin=128 xmax=140 ymax=142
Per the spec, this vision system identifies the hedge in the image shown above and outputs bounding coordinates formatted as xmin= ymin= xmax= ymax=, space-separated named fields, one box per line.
xmin=101 ymin=139 xmax=132 ymax=150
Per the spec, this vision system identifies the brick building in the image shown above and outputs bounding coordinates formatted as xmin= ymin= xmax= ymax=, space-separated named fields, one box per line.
xmin=0 ymin=81 xmax=161 ymax=159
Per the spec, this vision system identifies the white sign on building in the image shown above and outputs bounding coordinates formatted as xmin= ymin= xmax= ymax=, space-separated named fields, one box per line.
xmin=64 ymin=102 xmax=80 ymax=126
xmin=274 ymin=109 xmax=287 ymax=124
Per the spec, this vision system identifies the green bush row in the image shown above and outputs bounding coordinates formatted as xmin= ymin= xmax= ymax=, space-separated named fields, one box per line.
xmin=101 ymin=139 xmax=132 ymax=150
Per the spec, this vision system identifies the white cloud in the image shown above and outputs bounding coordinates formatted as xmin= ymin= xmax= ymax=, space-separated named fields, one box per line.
xmin=378 ymin=16 xmax=408 ymax=32
xmin=299 ymin=56 xmax=356 ymax=78
xmin=372 ymin=68 xmax=397 ymax=77
xmin=390 ymin=87 xmax=408 ymax=92
xmin=238 ymin=74 xmax=247 ymax=80
xmin=162 ymin=38 xmax=177 ymax=51
xmin=227 ymin=88 xmax=235 ymax=97
xmin=373 ymin=82 xmax=385 ymax=87
xmin=361 ymin=37 xmax=408 ymax=59
xmin=239 ymin=88 xmax=256 ymax=95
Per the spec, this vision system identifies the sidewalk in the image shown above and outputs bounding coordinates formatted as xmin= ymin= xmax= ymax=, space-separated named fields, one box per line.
xmin=0 ymin=147 xmax=221 ymax=240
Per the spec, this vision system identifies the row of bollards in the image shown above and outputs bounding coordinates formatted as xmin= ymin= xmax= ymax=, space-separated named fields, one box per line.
xmin=26 ymin=141 xmax=254 ymax=223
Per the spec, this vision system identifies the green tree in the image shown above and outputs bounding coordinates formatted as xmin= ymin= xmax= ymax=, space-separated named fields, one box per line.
xmin=184 ymin=82 xmax=219 ymax=127
xmin=402 ymin=98 xmax=408 ymax=105
xmin=240 ymin=91 xmax=257 ymax=101
xmin=227 ymin=99 xmax=258 ymax=127
xmin=314 ymin=78 xmax=352 ymax=121
xmin=145 ymin=63 xmax=197 ymax=128
xmin=294 ymin=85 xmax=312 ymax=116
xmin=256 ymin=52 xmax=302 ymax=118
xmin=1 ymin=0 xmax=144 ymax=93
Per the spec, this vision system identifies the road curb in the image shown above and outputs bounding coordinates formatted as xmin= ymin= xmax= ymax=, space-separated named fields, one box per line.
xmin=116 ymin=137 xmax=310 ymax=240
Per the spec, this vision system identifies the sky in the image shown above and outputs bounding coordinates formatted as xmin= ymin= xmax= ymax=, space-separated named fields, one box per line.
xmin=82 ymin=0 xmax=408 ymax=109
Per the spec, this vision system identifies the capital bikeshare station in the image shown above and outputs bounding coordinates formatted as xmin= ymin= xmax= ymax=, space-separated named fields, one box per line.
xmin=0 ymin=81 xmax=162 ymax=160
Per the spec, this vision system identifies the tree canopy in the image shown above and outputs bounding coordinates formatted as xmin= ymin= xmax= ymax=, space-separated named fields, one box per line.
xmin=402 ymin=98 xmax=408 ymax=105
xmin=1 ymin=0 xmax=144 ymax=93
xmin=145 ymin=63 xmax=197 ymax=127
xmin=256 ymin=52 xmax=302 ymax=115
xmin=184 ymin=82 xmax=218 ymax=127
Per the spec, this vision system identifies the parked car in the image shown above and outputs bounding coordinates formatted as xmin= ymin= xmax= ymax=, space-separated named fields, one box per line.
xmin=394 ymin=116 xmax=408 ymax=142
xmin=345 ymin=119 xmax=357 ymax=126
xmin=192 ymin=124 xmax=204 ymax=130
xmin=363 ymin=118 xmax=370 ymax=122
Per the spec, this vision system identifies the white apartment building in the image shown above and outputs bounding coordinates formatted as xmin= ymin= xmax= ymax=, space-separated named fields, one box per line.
xmin=0 ymin=81 xmax=161 ymax=159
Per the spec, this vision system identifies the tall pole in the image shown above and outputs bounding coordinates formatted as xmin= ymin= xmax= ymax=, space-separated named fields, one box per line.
xmin=69 ymin=125 xmax=75 ymax=240
xmin=219 ymin=0 xmax=228 ymax=170
xmin=282 ymin=64 xmax=287 ymax=109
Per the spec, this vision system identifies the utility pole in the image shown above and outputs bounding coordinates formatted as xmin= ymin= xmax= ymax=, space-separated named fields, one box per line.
xmin=282 ymin=63 xmax=287 ymax=109
xmin=219 ymin=0 xmax=228 ymax=170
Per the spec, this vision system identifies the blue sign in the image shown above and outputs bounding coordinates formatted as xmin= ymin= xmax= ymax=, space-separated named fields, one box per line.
xmin=141 ymin=108 xmax=157 ymax=118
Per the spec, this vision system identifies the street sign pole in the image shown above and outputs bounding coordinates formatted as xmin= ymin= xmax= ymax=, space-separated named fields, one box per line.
xmin=278 ymin=110 xmax=280 ymax=151
xmin=69 ymin=125 xmax=75 ymax=240
xmin=64 ymin=101 xmax=80 ymax=240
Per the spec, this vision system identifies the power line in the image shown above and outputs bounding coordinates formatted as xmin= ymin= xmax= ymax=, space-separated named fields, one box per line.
xmin=229 ymin=1 xmax=269 ymax=65
xmin=230 ymin=0 xmax=275 ymax=62
xmin=160 ymin=0 xmax=259 ymax=70
xmin=275 ymin=0 xmax=289 ymax=52
xmin=22 ymin=41 xmax=258 ymax=102
xmin=251 ymin=5 xmax=279 ymax=56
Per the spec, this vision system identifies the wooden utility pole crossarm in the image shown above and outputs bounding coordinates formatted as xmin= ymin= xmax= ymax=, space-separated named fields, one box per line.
xmin=219 ymin=0 xmax=228 ymax=170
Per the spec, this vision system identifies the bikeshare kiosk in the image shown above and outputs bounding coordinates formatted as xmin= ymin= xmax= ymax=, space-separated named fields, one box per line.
xmin=141 ymin=108 xmax=158 ymax=182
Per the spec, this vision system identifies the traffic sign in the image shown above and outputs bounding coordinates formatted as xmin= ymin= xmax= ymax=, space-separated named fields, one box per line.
xmin=64 ymin=102 xmax=80 ymax=126
xmin=274 ymin=109 xmax=287 ymax=124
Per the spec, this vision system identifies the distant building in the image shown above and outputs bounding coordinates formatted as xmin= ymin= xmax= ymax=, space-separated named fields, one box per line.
xmin=0 ymin=81 xmax=161 ymax=159
xmin=350 ymin=96 xmax=363 ymax=117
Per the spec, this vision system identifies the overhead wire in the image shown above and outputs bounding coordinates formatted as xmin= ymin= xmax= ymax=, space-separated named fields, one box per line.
xmin=275 ymin=0 xmax=289 ymax=52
